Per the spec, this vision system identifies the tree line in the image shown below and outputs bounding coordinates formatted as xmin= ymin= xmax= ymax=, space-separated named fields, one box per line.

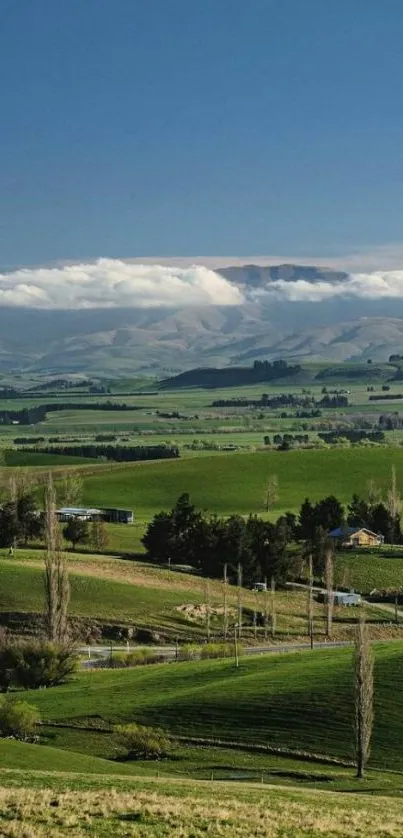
xmin=0 ymin=400 xmax=146 ymax=426
xmin=142 ymin=476 xmax=402 ymax=582
xmin=17 ymin=444 xmax=179 ymax=462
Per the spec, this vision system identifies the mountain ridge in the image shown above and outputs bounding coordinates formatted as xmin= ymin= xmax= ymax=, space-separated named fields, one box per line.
xmin=0 ymin=264 xmax=403 ymax=375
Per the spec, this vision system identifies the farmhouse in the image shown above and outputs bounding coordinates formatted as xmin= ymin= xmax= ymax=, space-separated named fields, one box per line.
xmin=56 ymin=507 xmax=134 ymax=524
xmin=328 ymin=526 xmax=384 ymax=548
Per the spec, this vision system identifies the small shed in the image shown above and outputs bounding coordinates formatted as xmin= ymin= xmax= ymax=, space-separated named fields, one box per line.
xmin=317 ymin=590 xmax=362 ymax=606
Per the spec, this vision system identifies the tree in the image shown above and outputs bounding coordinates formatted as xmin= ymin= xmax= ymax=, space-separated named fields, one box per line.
xmin=270 ymin=576 xmax=276 ymax=638
xmin=354 ymin=616 xmax=374 ymax=779
xmin=142 ymin=511 xmax=174 ymax=563
xmin=44 ymin=473 xmax=70 ymax=644
xmin=63 ymin=518 xmax=89 ymax=550
xmin=265 ymin=474 xmax=279 ymax=512
xmin=58 ymin=472 xmax=83 ymax=506
xmin=90 ymin=518 xmax=109 ymax=553
xmin=0 ymin=501 xmax=19 ymax=547
xmin=386 ymin=465 xmax=402 ymax=520
xmin=0 ymin=492 xmax=43 ymax=548
xmin=347 ymin=494 xmax=370 ymax=528
xmin=0 ymin=696 xmax=40 ymax=739
xmin=13 ymin=641 xmax=78 ymax=689
xmin=307 ymin=554 xmax=314 ymax=647
xmin=324 ymin=548 xmax=334 ymax=639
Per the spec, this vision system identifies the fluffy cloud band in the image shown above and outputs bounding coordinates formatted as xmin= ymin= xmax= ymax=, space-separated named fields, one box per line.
xmin=259 ymin=271 xmax=403 ymax=303
xmin=0 ymin=259 xmax=244 ymax=309
xmin=1 ymin=260 xmax=403 ymax=309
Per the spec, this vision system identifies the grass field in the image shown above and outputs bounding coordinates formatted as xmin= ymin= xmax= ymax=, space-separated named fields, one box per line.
xmin=0 ymin=548 xmax=374 ymax=641
xmin=335 ymin=549 xmax=403 ymax=593
xmin=0 ymin=547 xmax=395 ymax=641
xmin=10 ymin=642 xmax=403 ymax=777
xmin=3 ymin=769 xmax=403 ymax=837
xmin=76 ymin=447 xmax=403 ymax=521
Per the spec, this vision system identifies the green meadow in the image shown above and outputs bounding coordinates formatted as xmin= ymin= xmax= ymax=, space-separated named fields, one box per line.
xmin=78 ymin=447 xmax=403 ymax=521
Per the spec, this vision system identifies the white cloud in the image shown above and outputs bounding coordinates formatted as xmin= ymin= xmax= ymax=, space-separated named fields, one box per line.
xmin=257 ymin=271 xmax=403 ymax=303
xmin=0 ymin=259 xmax=244 ymax=310
xmin=2 ymin=258 xmax=403 ymax=309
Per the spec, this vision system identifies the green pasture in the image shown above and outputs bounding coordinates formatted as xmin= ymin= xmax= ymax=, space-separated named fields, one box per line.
xmin=335 ymin=549 xmax=403 ymax=593
xmin=19 ymin=643 xmax=403 ymax=772
xmin=0 ymin=558 xmax=204 ymax=636
xmin=80 ymin=447 xmax=403 ymax=520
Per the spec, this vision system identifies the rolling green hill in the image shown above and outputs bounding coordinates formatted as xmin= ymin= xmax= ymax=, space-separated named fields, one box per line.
xmin=21 ymin=643 xmax=403 ymax=771
xmin=80 ymin=447 xmax=403 ymax=520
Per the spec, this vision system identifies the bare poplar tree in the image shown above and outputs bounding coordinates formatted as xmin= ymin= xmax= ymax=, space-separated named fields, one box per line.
xmin=204 ymin=578 xmax=211 ymax=641
xmin=264 ymin=577 xmax=269 ymax=641
xmin=325 ymin=548 xmax=334 ymax=639
xmin=59 ymin=471 xmax=83 ymax=507
xmin=222 ymin=563 xmax=228 ymax=640
xmin=44 ymin=473 xmax=70 ymax=643
xmin=253 ymin=588 xmax=258 ymax=640
xmin=307 ymin=554 xmax=314 ymax=648
xmin=354 ymin=615 xmax=374 ymax=779
xmin=265 ymin=475 xmax=279 ymax=513
xmin=367 ymin=479 xmax=381 ymax=508
xmin=270 ymin=576 xmax=276 ymax=638
xmin=8 ymin=473 xmax=17 ymax=503
xmin=237 ymin=562 xmax=243 ymax=638
xmin=386 ymin=465 xmax=401 ymax=520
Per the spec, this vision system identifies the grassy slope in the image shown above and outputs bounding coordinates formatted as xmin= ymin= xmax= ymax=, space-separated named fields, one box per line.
xmin=23 ymin=643 xmax=403 ymax=771
xmin=0 ymin=550 xmax=340 ymax=640
xmin=2 ymin=771 xmax=403 ymax=837
xmin=81 ymin=447 xmax=403 ymax=520
xmin=0 ymin=558 xmax=204 ymax=635
xmin=335 ymin=550 xmax=403 ymax=593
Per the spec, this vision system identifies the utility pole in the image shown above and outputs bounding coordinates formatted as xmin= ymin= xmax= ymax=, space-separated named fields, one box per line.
xmin=271 ymin=576 xmax=276 ymax=639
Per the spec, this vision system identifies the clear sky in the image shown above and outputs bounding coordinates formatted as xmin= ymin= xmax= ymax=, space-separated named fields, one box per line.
xmin=1 ymin=0 xmax=403 ymax=265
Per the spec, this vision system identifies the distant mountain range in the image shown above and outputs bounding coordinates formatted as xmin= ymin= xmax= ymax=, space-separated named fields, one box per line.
xmin=1 ymin=263 xmax=403 ymax=376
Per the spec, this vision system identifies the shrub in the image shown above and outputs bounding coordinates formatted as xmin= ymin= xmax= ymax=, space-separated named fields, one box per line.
xmin=0 ymin=696 xmax=40 ymax=739
xmin=124 ymin=649 xmax=164 ymax=667
xmin=0 ymin=641 xmax=79 ymax=690
xmin=200 ymin=642 xmax=234 ymax=659
xmin=115 ymin=723 xmax=169 ymax=760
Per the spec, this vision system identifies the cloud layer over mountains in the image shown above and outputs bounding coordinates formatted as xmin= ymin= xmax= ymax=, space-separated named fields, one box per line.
xmin=0 ymin=259 xmax=243 ymax=309
xmin=1 ymin=258 xmax=403 ymax=309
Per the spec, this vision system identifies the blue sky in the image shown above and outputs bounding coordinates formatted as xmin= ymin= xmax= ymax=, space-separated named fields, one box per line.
xmin=1 ymin=0 xmax=403 ymax=265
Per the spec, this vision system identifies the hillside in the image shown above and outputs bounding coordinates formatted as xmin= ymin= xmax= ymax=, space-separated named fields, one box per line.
xmin=79 ymin=447 xmax=403 ymax=520
xmin=18 ymin=643 xmax=403 ymax=771
xmin=1 ymin=264 xmax=403 ymax=374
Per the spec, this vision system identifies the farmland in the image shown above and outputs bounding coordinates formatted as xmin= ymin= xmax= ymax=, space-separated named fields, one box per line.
xmin=0 ymin=548 xmax=390 ymax=642
xmin=3 ymin=365 xmax=403 ymax=833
